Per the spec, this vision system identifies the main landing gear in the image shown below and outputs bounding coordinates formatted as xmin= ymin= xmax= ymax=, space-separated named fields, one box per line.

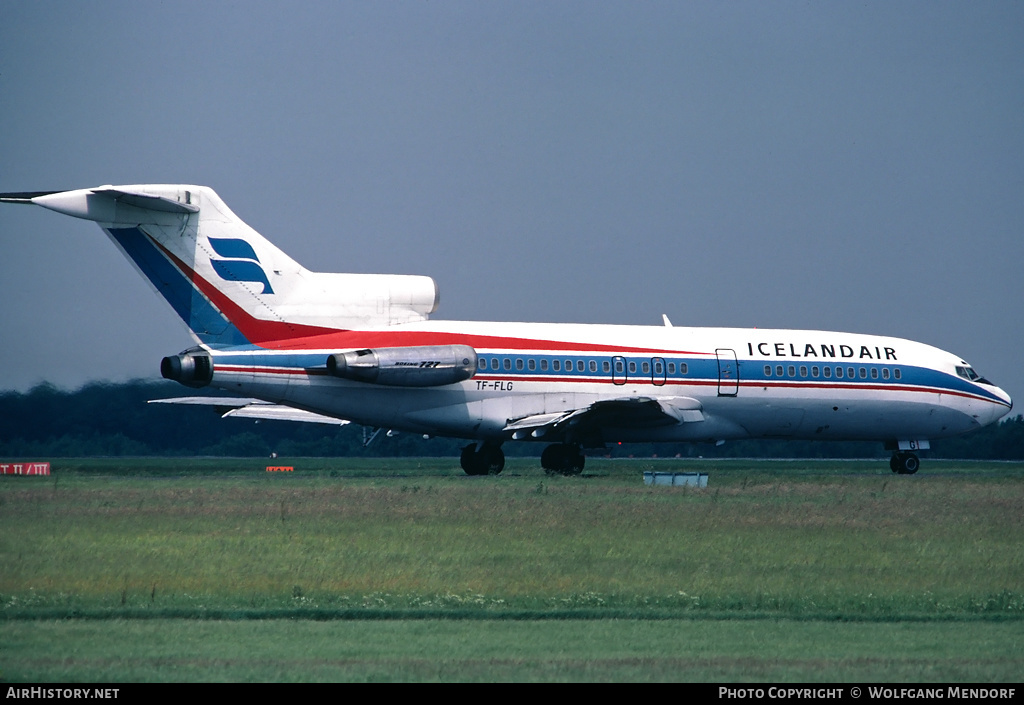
xmin=460 ymin=441 xmax=585 ymax=476
xmin=890 ymin=452 xmax=920 ymax=475
xmin=541 ymin=443 xmax=585 ymax=476
xmin=460 ymin=442 xmax=505 ymax=476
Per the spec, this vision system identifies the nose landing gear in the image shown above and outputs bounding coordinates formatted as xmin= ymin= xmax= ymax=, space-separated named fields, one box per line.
xmin=890 ymin=452 xmax=920 ymax=475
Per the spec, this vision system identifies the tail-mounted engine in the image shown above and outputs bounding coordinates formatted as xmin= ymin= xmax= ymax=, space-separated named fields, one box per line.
xmin=161 ymin=352 xmax=214 ymax=388
xmin=327 ymin=345 xmax=477 ymax=387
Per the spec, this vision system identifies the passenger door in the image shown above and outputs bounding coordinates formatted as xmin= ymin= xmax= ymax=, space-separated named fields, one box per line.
xmin=716 ymin=348 xmax=738 ymax=396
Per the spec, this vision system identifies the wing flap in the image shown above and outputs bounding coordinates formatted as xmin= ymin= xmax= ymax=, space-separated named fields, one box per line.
xmin=148 ymin=397 xmax=349 ymax=426
xmin=503 ymin=395 xmax=704 ymax=439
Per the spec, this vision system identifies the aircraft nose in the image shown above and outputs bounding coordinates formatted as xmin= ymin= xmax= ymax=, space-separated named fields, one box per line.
xmin=988 ymin=385 xmax=1013 ymax=422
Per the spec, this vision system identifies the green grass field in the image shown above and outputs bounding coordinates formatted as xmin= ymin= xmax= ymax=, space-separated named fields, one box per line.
xmin=2 ymin=458 xmax=1022 ymax=681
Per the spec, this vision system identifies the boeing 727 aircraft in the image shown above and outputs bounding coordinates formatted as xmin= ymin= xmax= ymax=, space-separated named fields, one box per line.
xmin=1 ymin=185 xmax=1012 ymax=475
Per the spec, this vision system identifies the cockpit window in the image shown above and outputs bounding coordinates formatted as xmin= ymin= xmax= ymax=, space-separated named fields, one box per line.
xmin=956 ymin=365 xmax=994 ymax=385
xmin=956 ymin=366 xmax=979 ymax=382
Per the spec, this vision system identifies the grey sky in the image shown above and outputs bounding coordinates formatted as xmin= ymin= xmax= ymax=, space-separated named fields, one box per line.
xmin=1 ymin=2 xmax=1022 ymax=404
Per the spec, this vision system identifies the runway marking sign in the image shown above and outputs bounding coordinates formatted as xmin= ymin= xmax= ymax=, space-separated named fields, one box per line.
xmin=1 ymin=462 xmax=51 ymax=476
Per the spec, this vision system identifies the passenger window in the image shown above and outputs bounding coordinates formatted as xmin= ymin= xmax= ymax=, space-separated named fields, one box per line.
xmin=503 ymin=359 xmax=511 ymax=371
xmin=589 ymin=360 xmax=597 ymax=372
xmin=882 ymin=368 xmax=890 ymax=380
xmin=541 ymin=359 xmax=548 ymax=371
xmin=528 ymin=359 xmax=536 ymax=371
xmin=894 ymin=368 xmax=901 ymax=379
xmin=491 ymin=358 xmax=499 ymax=371
xmin=478 ymin=358 xmax=486 ymax=370
xmin=870 ymin=368 xmax=878 ymax=379
xmin=642 ymin=362 xmax=650 ymax=374
xmin=765 ymin=365 xmax=772 ymax=376
xmin=668 ymin=363 xmax=676 ymax=374
xmin=823 ymin=367 xmax=831 ymax=378
xmin=553 ymin=360 xmax=561 ymax=372
xmin=848 ymin=367 xmax=855 ymax=379
xmin=629 ymin=362 xmax=637 ymax=373
xmin=858 ymin=368 xmax=866 ymax=379
xmin=679 ymin=363 xmax=688 ymax=375
xmin=836 ymin=367 xmax=843 ymax=379
xmin=516 ymin=359 xmax=524 ymax=370
xmin=811 ymin=366 xmax=819 ymax=378
xmin=776 ymin=365 xmax=784 ymax=377
xmin=799 ymin=366 xmax=807 ymax=377
xmin=603 ymin=361 xmax=610 ymax=373
xmin=565 ymin=359 xmax=573 ymax=371
xmin=788 ymin=365 xmax=796 ymax=377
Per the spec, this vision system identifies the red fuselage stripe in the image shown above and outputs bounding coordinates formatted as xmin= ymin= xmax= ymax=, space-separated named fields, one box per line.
xmin=213 ymin=366 xmax=1001 ymax=405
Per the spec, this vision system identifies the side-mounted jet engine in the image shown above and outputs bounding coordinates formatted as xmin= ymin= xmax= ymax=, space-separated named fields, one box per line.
xmin=327 ymin=345 xmax=477 ymax=387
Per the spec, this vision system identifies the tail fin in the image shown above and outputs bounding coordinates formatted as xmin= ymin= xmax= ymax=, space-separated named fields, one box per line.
xmin=3 ymin=185 xmax=439 ymax=346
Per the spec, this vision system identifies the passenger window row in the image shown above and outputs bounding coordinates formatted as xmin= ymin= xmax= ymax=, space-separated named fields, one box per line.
xmin=476 ymin=356 xmax=904 ymax=383
xmin=477 ymin=356 xmax=689 ymax=376
xmin=763 ymin=364 xmax=902 ymax=380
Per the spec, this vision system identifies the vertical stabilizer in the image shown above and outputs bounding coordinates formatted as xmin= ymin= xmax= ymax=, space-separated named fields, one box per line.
xmin=4 ymin=185 xmax=439 ymax=346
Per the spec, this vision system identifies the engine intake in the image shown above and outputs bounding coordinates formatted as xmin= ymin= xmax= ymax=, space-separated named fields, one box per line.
xmin=161 ymin=352 xmax=213 ymax=388
xmin=327 ymin=345 xmax=477 ymax=387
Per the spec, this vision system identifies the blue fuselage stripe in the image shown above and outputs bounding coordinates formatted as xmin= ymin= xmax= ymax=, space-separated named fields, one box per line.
xmin=208 ymin=349 xmax=1008 ymax=407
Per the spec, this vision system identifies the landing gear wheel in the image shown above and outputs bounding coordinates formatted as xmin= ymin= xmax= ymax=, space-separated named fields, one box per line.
xmin=890 ymin=452 xmax=920 ymax=475
xmin=900 ymin=453 xmax=920 ymax=475
xmin=483 ymin=444 xmax=505 ymax=475
xmin=541 ymin=443 xmax=585 ymax=476
xmin=541 ymin=444 xmax=561 ymax=475
xmin=460 ymin=443 xmax=505 ymax=476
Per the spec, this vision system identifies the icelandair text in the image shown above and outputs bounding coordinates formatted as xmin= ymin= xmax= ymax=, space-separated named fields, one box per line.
xmin=747 ymin=342 xmax=897 ymax=360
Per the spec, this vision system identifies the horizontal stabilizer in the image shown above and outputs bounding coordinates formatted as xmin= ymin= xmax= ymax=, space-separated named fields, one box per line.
xmin=0 ymin=191 xmax=63 ymax=203
xmin=148 ymin=397 xmax=350 ymax=425
xmin=34 ymin=187 xmax=198 ymax=224
xmin=91 ymin=188 xmax=200 ymax=214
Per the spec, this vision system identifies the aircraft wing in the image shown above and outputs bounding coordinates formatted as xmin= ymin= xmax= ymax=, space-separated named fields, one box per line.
xmin=504 ymin=396 xmax=704 ymax=440
xmin=148 ymin=397 xmax=350 ymax=425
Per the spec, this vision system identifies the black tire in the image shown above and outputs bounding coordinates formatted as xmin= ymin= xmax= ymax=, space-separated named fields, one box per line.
xmin=541 ymin=443 xmax=584 ymax=476
xmin=901 ymin=453 xmax=920 ymax=475
xmin=541 ymin=444 xmax=562 ymax=474
xmin=462 ymin=443 xmax=504 ymax=475
xmin=484 ymin=444 xmax=505 ymax=475
xmin=891 ymin=451 xmax=920 ymax=475
xmin=460 ymin=443 xmax=484 ymax=476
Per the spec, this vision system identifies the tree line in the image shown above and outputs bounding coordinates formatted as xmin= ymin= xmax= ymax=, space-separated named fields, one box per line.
xmin=1 ymin=380 xmax=1021 ymax=459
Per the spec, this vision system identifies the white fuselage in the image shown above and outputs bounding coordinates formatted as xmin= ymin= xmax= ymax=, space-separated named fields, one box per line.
xmin=203 ymin=320 xmax=1012 ymax=446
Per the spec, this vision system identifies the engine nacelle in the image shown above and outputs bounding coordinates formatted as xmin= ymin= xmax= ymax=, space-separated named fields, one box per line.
xmin=326 ymin=345 xmax=477 ymax=387
xmin=161 ymin=352 xmax=213 ymax=388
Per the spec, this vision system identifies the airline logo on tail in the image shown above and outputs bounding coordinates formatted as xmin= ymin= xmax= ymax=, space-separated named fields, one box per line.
xmin=208 ymin=237 xmax=274 ymax=294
